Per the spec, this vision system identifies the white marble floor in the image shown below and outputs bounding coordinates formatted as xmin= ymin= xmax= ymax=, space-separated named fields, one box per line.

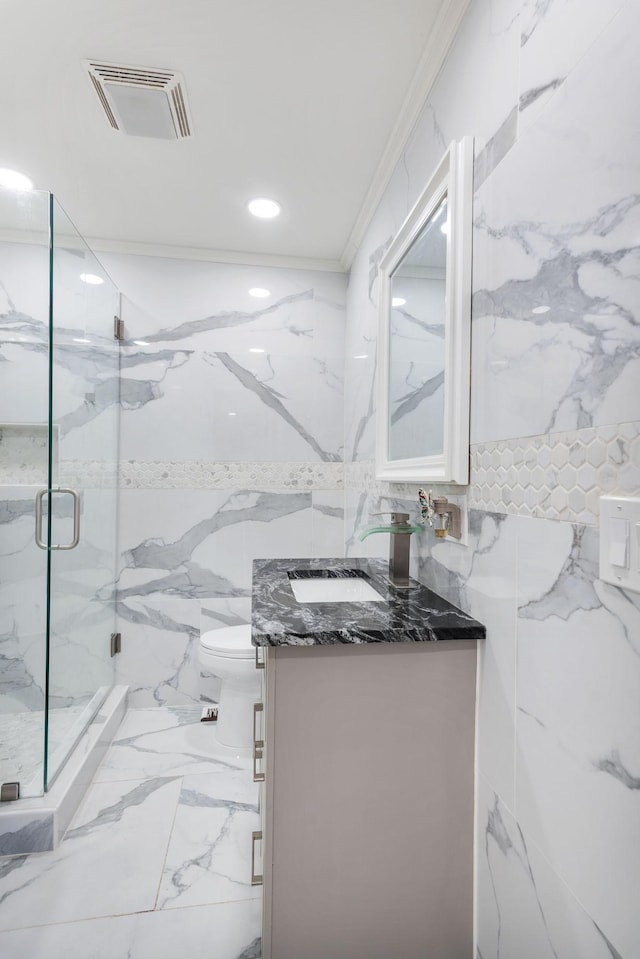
xmin=0 ymin=706 xmax=262 ymax=959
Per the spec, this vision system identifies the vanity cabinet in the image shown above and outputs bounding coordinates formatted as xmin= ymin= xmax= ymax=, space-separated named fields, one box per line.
xmin=257 ymin=639 xmax=477 ymax=959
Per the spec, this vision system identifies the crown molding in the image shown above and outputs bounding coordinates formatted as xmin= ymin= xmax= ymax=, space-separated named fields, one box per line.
xmin=82 ymin=236 xmax=346 ymax=273
xmin=0 ymin=228 xmax=345 ymax=274
xmin=339 ymin=0 xmax=471 ymax=270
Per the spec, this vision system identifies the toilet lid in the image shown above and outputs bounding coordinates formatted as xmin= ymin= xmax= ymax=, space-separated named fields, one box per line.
xmin=200 ymin=624 xmax=253 ymax=656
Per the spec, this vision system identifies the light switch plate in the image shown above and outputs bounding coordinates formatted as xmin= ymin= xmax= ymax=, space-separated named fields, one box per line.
xmin=599 ymin=495 xmax=640 ymax=593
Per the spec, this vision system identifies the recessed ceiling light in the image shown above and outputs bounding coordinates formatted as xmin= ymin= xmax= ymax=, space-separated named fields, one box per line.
xmin=391 ymin=297 xmax=406 ymax=307
xmin=80 ymin=273 xmax=104 ymax=285
xmin=249 ymin=347 xmax=265 ymax=353
xmin=353 ymin=354 xmax=368 ymax=359
xmin=0 ymin=168 xmax=34 ymax=191
xmin=532 ymin=306 xmax=550 ymax=314
xmin=73 ymin=338 xmax=91 ymax=344
xmin=228 ymin=412 xmax=237 ymax=416
xmin=133 ymin=340 xmax=150 ymax=346
xmin=248 ymin=197 xmax=281 ymax=219
xmin=249 ymin=288 xmax=271 ymax=298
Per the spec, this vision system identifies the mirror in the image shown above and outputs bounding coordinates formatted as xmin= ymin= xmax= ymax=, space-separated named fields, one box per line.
xmin=376 ymin=138 xmax=473 ymax=484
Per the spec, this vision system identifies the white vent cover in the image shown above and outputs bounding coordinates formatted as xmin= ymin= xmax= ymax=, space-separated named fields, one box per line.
xmin=85 ymin=61 xmax=192 ymax=139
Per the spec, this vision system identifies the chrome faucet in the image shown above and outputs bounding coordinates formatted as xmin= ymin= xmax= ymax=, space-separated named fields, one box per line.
xmin=359 ymin=511 xmax=422 ymax=588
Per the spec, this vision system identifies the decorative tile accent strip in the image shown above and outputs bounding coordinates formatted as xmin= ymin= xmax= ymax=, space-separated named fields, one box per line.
xmin=345 ymin=422 xmax=640 ymax=526
xmin=118 ymin=460 xmax=345 ymax=491
xmin=469 ymin=422 xmax=640 ymax=524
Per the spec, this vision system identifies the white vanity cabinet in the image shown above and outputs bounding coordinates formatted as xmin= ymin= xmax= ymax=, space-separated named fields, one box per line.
xmin=255 ymin=639 xmax=477 ymax=959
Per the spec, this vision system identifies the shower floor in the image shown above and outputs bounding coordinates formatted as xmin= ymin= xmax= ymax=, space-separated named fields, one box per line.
xmin=0 ymin=705 xmax=89 ymax=795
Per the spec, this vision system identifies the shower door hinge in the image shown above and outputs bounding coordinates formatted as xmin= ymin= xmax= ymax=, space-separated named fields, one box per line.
xmin=110 ymin=632 xmax=122 ymax=657
xmin=1 ymin=782 xmax=20 ymax=802
xmin=113 ymin=315 xmax=124 ymax=341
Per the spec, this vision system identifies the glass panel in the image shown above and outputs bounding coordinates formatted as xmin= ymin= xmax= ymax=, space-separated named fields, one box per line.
xmin=46 ymin=198 xmax=119 ymax=788
xmin=0 ymin=187 xmax=52 ymax=797
xmin=388 ymin=195 xmax=448 ymax=461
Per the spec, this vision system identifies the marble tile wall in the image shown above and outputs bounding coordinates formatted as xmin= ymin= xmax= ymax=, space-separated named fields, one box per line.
xmin=344 ymin=0 xmax=639 ymax=956
xmin=97 ymin=255 xmax=348 ymax=706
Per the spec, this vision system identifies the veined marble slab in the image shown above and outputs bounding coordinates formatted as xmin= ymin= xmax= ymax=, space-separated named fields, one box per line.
xmin=252 ymin=556 xmax=485 ymax=646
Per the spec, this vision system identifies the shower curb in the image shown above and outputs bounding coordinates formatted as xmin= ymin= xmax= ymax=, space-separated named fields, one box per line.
xmin=0 ymin=686 xmax=128 ymax=856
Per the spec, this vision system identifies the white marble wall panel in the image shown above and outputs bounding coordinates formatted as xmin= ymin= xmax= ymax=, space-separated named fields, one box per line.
xmin=515 ymin=517 xmax=640 ymax=957
xmin=119 ymin=348 xmax=343 ymax=463
xmin=420 ymin=0 xmax=520 ymax=161
xmin=100 ymin=254 xmax=346 ymax=464
xmin=518 ymin=0 xmax=628 ymax=132
xmin=477 ymin=778 xmax=625 ymax=959
xmin=472 ymin=1 xmax=640 ymax=444
xmin=113 ymin=597 xmax=201 ymax=707
xmin=344 ymin=251 xmax=378 ymax=463
xmin=310 ymin=491 xmax=345 ymax=559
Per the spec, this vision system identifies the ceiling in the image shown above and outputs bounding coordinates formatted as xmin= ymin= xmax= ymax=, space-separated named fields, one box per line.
xmin=1 ymin=0 xmax=467 ymax=270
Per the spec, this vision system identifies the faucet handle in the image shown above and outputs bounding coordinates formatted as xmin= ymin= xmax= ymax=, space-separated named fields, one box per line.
xmin=371 ymin=511 xmax=410 ymax=524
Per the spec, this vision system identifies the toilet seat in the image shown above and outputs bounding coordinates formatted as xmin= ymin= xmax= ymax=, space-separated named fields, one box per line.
xmin=200 ymin=624 xmax=253 ymax=660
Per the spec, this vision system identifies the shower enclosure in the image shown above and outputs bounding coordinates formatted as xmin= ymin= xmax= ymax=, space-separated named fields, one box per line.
xmin=0 ymin=186 xmax=119 ymax=799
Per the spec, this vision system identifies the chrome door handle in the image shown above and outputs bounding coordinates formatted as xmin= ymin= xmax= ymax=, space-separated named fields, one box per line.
xmin=251 ymin=830 xmax=263 ymax=886
xmin=255 ymin=645 xmax=265 ymax=669
xmin=35 ymin=488 xmax=81 ymax=550
xmin=35 ymin=488 xmax=47 ymax=549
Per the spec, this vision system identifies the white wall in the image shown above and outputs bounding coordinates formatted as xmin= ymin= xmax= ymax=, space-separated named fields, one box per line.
xmin=343 ymin=0 xmax=640 ymax=956
xmin=99 ymin=253 xmax=347 ymax=705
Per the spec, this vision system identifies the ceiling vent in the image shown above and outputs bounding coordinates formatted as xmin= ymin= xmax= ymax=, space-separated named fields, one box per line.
xmin=85 ymin=61 xmax=192 ymax=139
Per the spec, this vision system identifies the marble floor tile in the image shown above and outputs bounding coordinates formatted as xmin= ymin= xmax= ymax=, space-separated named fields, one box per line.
xmin=94 ymin=705 xmax=252 ymax=782
xmin=0 ymin=900 xmax=262 ymax=959
xmin=157 ymin=769 xmax=260 ymax=910
xmin=0 ymin=775 xmax=181 ymax=930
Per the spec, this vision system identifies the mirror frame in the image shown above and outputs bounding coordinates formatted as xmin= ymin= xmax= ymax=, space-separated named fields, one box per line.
xmin=376 ymin=137 xmax=473 ymax=484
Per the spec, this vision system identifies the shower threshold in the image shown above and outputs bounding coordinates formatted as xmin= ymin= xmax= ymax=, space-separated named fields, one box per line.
xmin=0 ymin=686 xmax=127 ymax=857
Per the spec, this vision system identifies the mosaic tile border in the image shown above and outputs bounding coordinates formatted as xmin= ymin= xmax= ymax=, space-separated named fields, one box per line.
xmin=345 ymin=422 xmax=640 ymax=526
xmin=118 ymin=460 xmax=345 ymax=491
xmin=469 ymin=422 xmax=640 ymax=524
xmin=1 ymin=460 xmax=345 ymax=492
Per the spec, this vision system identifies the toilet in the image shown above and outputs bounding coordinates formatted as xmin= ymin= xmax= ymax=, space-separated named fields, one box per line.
xmin=199 ymin=624 xmax=261 ymax=748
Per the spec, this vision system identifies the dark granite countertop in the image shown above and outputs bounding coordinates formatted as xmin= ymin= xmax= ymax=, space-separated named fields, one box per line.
xmin=251 ymin=557 xmax=486 ymax=646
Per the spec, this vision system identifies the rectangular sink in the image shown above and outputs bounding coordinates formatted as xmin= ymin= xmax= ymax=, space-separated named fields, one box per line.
xmin=288 ymin=576 xmax=385 ymax=604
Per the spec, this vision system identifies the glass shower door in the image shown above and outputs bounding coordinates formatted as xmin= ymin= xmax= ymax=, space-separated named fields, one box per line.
xmin=44 ymin=199 xmax=120 ymax=788
xmin=0 ymin=187 xmax=52 ymax=797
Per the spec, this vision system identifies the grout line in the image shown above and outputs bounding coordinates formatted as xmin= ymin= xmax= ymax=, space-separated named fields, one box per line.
xmin=152 ymin=774 xmax=184 ymax=912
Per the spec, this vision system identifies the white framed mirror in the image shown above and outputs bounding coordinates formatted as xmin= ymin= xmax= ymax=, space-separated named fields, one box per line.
xmin=376 ymin=137 xmax=473 ymax=484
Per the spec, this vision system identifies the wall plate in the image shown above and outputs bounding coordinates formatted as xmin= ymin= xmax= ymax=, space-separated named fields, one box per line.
xmin=599 ymin=495 xmax=640 ymax=593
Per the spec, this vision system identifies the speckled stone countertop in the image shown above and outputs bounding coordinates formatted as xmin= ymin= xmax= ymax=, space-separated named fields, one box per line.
xmin=251 ymin=557 xmax=486 ymax=646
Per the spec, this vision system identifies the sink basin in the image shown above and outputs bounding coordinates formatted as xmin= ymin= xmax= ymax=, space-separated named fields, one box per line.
xmin=288 ymin=576 xmax=385 ymax=604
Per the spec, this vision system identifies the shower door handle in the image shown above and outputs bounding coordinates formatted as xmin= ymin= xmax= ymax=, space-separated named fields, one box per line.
xmin=35 ymin=488 xmax=81 ymax=550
